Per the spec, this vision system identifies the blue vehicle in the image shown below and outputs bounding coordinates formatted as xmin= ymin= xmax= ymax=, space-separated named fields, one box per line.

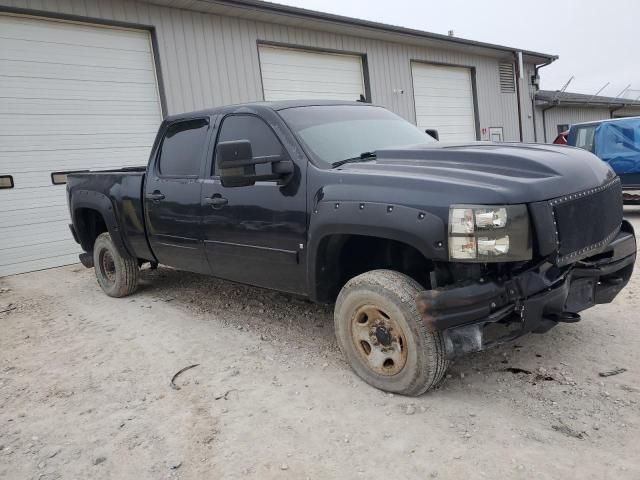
xmin=567 ymin=117 xmax=640 ymax=202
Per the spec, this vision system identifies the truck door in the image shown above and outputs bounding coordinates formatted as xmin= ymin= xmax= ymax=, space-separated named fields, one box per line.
xmin=144 ymin=117 xmax=211 ymax=274
xmin=200 ymin=113 xmax=307 ymax=294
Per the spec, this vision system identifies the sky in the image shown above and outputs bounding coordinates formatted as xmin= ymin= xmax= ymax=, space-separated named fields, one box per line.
xmin=275 ymin=0 xmax=640 ymax=99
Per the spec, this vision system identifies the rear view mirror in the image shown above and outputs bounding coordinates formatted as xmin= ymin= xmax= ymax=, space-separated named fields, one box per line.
xmin=425 ymin=129 xmax=439 ymax=141
xmin=217 ymin=140 xmax=255 ymax=187
xmin=217 ymin=140 xmax=294 ymax=188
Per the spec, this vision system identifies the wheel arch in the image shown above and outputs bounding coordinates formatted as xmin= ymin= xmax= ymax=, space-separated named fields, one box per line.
xmin=307 ymin=201 xmax=447 ymax=303
xmin=70 ymin=190 xmax=132 ymax=258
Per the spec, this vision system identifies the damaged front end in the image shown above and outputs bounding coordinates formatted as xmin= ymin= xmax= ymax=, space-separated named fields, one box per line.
xmin=417 ymin=220 xmax=636 ymax=359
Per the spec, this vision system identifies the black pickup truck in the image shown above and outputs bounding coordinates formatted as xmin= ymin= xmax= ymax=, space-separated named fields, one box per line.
xmin=67 ymin=100 xmax=636 ymax=395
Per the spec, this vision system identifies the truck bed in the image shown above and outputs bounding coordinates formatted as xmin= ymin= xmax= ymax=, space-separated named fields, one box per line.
xmin=66 ymin=168 xmax=153 ymax=262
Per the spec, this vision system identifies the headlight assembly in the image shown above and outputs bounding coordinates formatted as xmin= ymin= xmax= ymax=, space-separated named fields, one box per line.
xmin=448 ymin=204 xmax=532 ymax=262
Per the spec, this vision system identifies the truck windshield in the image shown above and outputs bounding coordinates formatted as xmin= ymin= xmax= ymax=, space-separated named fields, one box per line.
xmin=279 ymin=105 xmax=435 ymax=167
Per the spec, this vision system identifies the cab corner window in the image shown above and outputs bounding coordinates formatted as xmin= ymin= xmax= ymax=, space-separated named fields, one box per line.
xmin=158 ymin=118 xmax=209 ymax=177
xmin=215 ymin=115 xmax=284 ymax=176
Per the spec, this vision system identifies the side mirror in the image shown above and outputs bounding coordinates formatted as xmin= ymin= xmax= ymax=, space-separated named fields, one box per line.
xmin=425 ymin=129 xmax=439 ymax=141
xmin=217 ymin=140 xmax=294 ymax=188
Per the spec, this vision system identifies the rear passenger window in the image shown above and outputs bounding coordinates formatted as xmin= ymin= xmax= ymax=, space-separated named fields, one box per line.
xmin=215 ymin=115 xmax=284 ymax=175
xmin=575 ymin=126 xmax=596 ymax=152
xmin=158 ymin=119 xmax=209 ymax=177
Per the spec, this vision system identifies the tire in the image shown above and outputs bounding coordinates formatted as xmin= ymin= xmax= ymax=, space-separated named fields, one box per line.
xmin=334 ymin=269 xmax=449 ymax=396
xmin=93 ymin=232 xmax=139 ymax=298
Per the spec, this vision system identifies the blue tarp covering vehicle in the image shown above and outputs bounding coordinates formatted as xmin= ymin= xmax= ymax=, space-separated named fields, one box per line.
xmin=567 ymin=117 xmax=640 ymax=191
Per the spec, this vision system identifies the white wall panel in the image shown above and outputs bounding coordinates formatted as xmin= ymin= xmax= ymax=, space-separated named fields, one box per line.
xmin=0 ymin=13 xmax=162 ymax=276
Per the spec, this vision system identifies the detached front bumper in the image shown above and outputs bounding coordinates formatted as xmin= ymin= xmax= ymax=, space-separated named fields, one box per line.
xmin=416 ymin=221 xmax=636 ymax=358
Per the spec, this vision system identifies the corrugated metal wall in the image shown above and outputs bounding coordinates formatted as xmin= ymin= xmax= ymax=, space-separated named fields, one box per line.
xmin=536 ymin=106 xmax=611 ymax=143
xmin=1 ymin=0 xmax=527 ymax=141
xmin=614 ymin=106 xmax=640 ymax=118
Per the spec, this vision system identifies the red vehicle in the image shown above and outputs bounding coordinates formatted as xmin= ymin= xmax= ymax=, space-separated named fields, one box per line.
xmin=553 ymin=130 xmax=568 ymax=144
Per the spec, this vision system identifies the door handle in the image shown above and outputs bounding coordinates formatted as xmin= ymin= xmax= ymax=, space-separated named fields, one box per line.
xmin=146 ymin=191 xmax=165 ymax=202
xmin=204 ymin=195 xmax=228 ymax=209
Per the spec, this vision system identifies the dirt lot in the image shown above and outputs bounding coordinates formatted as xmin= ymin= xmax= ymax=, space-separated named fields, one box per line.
xmin=1 ymin=209 xmax=640 ymax=480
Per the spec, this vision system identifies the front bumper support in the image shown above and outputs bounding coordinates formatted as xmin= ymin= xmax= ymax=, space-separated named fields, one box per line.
xmin=416 ymin=223 xmax=636 ymax=358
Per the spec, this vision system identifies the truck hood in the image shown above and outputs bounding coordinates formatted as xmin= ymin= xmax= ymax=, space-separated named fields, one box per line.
xmin=339 ymin=142 xmax=615 ymax=205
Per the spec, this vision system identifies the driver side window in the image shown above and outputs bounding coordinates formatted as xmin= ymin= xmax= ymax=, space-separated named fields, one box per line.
xmin=215 ymin=115 xmax=284 ymax=176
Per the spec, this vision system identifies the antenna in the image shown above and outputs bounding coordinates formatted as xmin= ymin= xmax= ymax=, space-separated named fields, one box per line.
xmin=615 ymin=84 xmax=631 ymax=98
xmin=587 ymin=82 xmax=610 ymax=102
xmin=559 ymin=76 xmax=574 ymax=92
xmin=552 ymin=76 xmax=574 ymax=102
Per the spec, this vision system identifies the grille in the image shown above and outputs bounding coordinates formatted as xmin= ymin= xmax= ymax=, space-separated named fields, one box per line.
xmin=550 ymin=177 xmax=622 ymax=266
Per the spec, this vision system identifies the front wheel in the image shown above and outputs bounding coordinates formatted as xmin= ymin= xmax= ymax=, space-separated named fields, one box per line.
xmin=334 ymin=270 xmax=449 ymax=396
xmin=93 ymin=232 xmax=139 ymax=298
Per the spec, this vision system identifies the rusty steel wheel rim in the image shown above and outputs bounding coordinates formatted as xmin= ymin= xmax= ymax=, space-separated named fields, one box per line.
xmin=350 ymin=304 xmax=408 ymax=376
xmin=100 ymin=250 xmax=117 ymax=284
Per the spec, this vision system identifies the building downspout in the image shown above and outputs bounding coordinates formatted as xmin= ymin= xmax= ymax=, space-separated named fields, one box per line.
xmin=531 ymin=94 xmax=538 ymax=142
xmin=610 ymin=104 xmax=626 ymax=118
xmin=531 ymin=60 xmax=554 ymax=142
xmin=541 ymin=104 xmax=556 ymax=143
xmin=514 ymin=52 xmax=524 ymax=142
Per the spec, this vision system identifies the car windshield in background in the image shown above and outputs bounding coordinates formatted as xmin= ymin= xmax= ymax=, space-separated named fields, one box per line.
xmin=279 ymin=105 xmax=435 ymax=167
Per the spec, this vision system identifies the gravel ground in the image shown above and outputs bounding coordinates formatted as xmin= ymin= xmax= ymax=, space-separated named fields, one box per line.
xmin=1 ymin=208 xmax=639 ymax=480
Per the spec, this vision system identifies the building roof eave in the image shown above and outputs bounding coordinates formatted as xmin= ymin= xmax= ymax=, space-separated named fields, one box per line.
xmin=536 ymin=90 xmax=640 ymax=109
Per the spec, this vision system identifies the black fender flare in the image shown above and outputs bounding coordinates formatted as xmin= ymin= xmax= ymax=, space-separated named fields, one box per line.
xmin=70 ymin=189 xmax=133 ymax=258
xmin=306 ymin=200 xmax=448 ymax=302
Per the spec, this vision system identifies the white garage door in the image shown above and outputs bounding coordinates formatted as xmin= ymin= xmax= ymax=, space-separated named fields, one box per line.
xmin=259 ymin=45 xmax=366 ymax=101
xmin=0 ymin=15 xmax=163 ymax=277
xmin=411 ymin=62 xmax=477 ymax=142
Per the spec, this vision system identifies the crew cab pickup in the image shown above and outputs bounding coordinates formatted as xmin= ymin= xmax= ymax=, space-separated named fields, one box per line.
xmin=67 ymin=101 xmax=636 ymax=395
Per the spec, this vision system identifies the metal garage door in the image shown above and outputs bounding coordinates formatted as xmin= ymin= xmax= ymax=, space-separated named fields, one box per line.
xmin=411 ymin=62 xmax=477 ymax=142
xmin=0 ymin=15 xmax=162 ymax=276
xmin=258 ymin=45 xmax=366 ymax=101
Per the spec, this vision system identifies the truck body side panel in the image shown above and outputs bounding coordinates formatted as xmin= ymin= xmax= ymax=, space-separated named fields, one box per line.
xmin=142 ymin=118 xmax=211 ymax=274
xmin=67 ymin=170 xmax=154 ymax=261
xmin=200 ymin=108 xmax=309 ymax=295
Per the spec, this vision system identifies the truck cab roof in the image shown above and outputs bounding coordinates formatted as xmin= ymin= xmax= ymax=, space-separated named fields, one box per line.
xmin=570 ymin=116 xmax=640 ymax=128
xmin=164 ymin=100 xmax=378 ymax=122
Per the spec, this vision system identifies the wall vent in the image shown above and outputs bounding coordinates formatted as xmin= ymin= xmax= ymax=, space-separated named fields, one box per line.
xmin=499 ymin=62 xmax=516 ymax=93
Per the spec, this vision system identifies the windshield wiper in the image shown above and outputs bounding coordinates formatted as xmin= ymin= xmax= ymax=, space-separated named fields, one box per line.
xmin=331 ymin=151 xmax=377 ymax=168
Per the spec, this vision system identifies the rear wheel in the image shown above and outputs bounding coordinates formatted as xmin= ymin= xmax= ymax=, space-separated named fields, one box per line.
xmin=334 ymin=270 xmax=448 ymax=395
xmin=93 ymin=232 xmax=139 ymax=297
